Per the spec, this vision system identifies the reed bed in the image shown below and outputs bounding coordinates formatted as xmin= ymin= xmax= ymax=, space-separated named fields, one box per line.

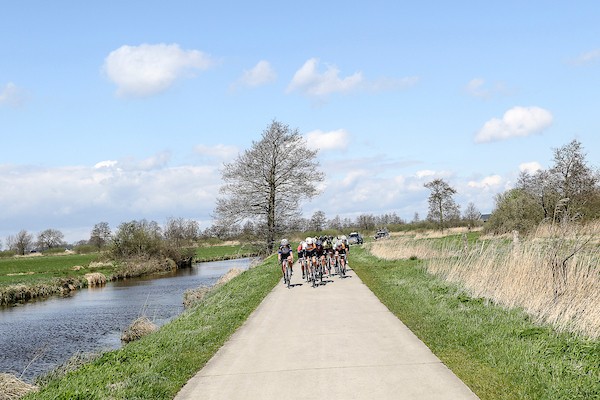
xmin=120 ymin=317 xmax=157 ymax=343
xmin=0 ymin=373 xmax=37 ymax=400
xmin=84 ymin=272 xmax=107 ymax=286
xmin=370 ymin=224 xmax=600 ymax=338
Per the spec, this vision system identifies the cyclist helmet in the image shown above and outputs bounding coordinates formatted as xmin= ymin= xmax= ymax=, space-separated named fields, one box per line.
xmin=341 ymin=235 xmax=347 ymax=241
xmin=281 ymin=239 xmax=289 ymax=246
xmin=306 ymin=237 xmax=314 ymax=245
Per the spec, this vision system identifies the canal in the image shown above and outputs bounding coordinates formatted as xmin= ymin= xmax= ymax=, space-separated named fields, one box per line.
xmin=0 ymin=258 xmax=255 ymax=382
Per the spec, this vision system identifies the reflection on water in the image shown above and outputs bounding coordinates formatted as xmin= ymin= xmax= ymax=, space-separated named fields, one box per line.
xmin=0 ymin=258 xmax=255 ymax=382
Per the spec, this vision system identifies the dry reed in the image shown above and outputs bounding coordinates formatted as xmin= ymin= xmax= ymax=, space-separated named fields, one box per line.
xmin=216 ymin=268 xmax=243 ymax=285
xmin=370 ymin=225 xmax=600 ymax=338
xmin=0 ymin=373 xmax=38 ymax=400
xmin=84 ymin=272 xmax=107 ymax=286
xmin=121 ymin=317 xmax=157 ymax=343
xmin=183 ymin=286 xmax=211 ymax=308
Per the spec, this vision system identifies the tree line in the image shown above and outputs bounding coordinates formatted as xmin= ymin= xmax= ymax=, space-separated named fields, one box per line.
xmin=2 ymin=120 xmax=595 ymax=257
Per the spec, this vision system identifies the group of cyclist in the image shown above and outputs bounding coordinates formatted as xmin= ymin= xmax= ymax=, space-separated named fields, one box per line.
xmin=277 ymin=235 xmax=350 ymax=287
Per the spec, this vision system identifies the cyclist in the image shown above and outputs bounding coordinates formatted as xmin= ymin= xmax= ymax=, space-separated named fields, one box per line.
xmin=322 ymin=235 xmax=333 ymax=275
xmin=305 ymin=237 xmax=317 ymax=281
xmin=278 ymin=239 xmax=293 ymax=284
xmin=297 ymin=240 xmax=306 ymax=279
xmin=334 ymin=237 xmax=347 ymax=275
xmin=315 ymin=236 xmax=325 ymax=280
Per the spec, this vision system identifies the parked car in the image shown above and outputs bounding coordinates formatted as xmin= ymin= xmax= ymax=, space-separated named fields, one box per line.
xmin=348 ymin=232 xmax=363 ymax=245
xmin=374 ymin=229 xmax=389 ymax=240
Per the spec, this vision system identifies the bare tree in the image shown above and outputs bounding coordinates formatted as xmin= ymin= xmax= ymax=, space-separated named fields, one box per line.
xmin=37 ymin=229 xmax=65 ymax=250
xmin=309 ymin=210 xmax=327 ymax=231
xmin=550 ymin=139 xmax=598 ymax=219
xmin=8 ymin=230 xmax=34 ymax=255
xmin=163 ymin=218 xmax=199 ymax=248
xmin=327 ymin=215 xmax=342 ymax=230
xmin=90 ymin=222 xmax=112 ymax=250
xmin=425 ymin=178 xmax=460 ymax=230
xmin=517 ymin=169 xmax=559 ymax=220
xmin=412 ymin=212 xmax=420 ymax=224
xmin=356 ymin=214 xmax=376 ymax=231
xmin=462 ymin=202 xmax=482 ymax=229
xmin=215 ymin=120 xmax=324 ymax=252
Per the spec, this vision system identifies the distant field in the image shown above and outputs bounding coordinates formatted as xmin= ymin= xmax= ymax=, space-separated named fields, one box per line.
xmin=194 ymin=244 xmax=258 ymax=261
xmin=0 ymin=244 xmax=256 ymax=288
xmin=0 ymin=253 xmax=103 ymax=286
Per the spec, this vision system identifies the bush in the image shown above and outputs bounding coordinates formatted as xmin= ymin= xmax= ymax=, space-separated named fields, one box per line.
xmin=0 ymin=250 xmax=16 ymax=258
xmin=484 ymin=189 xmax=544 ymax=235
xmin=72 ymin=244 xmax=98 ymax=254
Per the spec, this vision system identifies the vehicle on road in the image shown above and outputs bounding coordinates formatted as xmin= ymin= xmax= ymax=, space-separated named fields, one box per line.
xmin=348 ymin=232 xmax=363 ymax=244
xmin=374 ymin=229 xmax=389 ymax=240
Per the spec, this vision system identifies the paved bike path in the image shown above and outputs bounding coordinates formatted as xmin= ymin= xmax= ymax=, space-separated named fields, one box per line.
xmin=175 ymin=264 xmax=479 ymax=399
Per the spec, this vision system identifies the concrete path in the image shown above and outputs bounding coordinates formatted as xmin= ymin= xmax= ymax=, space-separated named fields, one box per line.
xmin=175 ymin=263 xmax=479 ymax=399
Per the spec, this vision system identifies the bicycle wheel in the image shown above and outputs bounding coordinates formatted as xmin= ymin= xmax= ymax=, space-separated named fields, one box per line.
xmin=286 ymin=264 xmax=292 ymax=288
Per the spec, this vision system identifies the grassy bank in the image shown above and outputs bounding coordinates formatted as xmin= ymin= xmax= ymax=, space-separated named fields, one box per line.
xmin=351 ymin=245 xmax=599 ymax=399
xmin=1 ymin=245 xmax=257 ymax=306
xmin=25 ymin=256 xmax=281 ymax=399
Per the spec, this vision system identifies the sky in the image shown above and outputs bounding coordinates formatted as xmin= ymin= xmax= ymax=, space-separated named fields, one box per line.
xmin=1 ymin=1 xmax=599 ymax=244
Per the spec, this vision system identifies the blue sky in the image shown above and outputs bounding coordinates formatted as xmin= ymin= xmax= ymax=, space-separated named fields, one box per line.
xmin=1 ymin=1 xmax=599 ymax=244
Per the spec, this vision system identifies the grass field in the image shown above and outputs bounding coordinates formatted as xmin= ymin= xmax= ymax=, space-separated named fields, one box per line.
xmin=0 ymin=244 xmax=256 ymax=306
xmin=24 ymin=256 xmax=281 ymax=399
xmin=353 ymin=243 xmax=599 ymax=399
xmin=194 ymin=244 xmax=259 ymax=262
xmin=0 ymin=253 xmax=104 ymax=287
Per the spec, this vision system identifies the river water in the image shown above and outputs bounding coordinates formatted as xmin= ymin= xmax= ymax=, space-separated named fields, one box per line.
xmin=0 ymin=258 xmax=255 ymax=382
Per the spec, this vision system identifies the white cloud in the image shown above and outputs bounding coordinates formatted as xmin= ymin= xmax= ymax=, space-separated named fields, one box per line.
xmin=571 ymin=49 xmax=600 ymax=65
xmin=415 ymin=170 xmax=436 ymax=179
xmin=287 ymin=58 xmax=363 ymax=96
xmin=0 ymin=82 xmax=26 ymax=107
xmin=232 ymin=60 xmax=276 ymax=89
xmin=0 ymin=158 xmax=221 ymax=242
xmin=103 ymin=43 xmax=215 ymax=97
xmin=475 ymin=106 xmax=553 ymax=143
xmin=519 ymin=161 xmax=542 ymax=174
xmin=305 ymin=129 xmax=349 ymax=151
xmin=467 ymin=175 xmax=503 ymax=189
xmin=194 ymin=144 xmax=239 ymax=160
xmin=287 ymin=58 xmax=419 ymax=98
xmin=94 ymin=160 xmax=118 ymax=169
xmin=465 ymin=78 xmax=509 ymax=99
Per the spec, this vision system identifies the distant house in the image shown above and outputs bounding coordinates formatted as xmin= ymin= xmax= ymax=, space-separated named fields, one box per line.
xmin=480 ymin=213 xmax=491 ymax=223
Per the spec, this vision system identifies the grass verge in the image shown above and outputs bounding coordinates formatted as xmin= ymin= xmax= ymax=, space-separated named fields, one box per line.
xmin=24 ymin=256 xmax=281 ymax=399
xmin=350 ymin=246 xmax=599 ymax=400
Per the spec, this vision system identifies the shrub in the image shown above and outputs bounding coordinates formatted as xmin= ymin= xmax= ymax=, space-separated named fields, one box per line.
xmin=121 ymin=317 xmax=157 ymax=343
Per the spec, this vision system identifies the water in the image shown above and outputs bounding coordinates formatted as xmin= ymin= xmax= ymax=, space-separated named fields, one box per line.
xmin=0 ymin=258 xmax=255 ymax=382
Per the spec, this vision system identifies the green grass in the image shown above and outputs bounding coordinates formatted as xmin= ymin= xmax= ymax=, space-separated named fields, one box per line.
xmin=351 ymin=246 xmax=599 ymax=400
xmin=0 ymin=253 xmax=102 ymax=286
xmin=25 ymin=256 xmax=281 ymax=399
xmin=0 ymin=245 xmax=257 ymax=306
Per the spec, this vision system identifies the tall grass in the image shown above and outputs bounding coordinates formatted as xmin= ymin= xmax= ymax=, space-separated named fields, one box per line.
xmin=369 ymin=223 xmax=600 ymax=339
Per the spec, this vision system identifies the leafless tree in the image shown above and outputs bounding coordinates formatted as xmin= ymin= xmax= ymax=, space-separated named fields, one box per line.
xmin=89 ymin=222 xmax=112 ymax=250
xmin=8 ymin=230 xmax=34 ymax=255
xmin=37 ymin=229 xmax=65 ymax=250
xmin=550 ymin=139 xmax=599 ymax=219
xmin=215 ymin=120 xmax=324 ymax=251
xmin=163 ymin=218 xmax=199 ymax=248
xmin=309 ymin=210 xmax=327 ymax=231
xmin=425 ymin=178 xmax=460 ymax=230
xmin=462 ymin=202 xmax=482 ymax=229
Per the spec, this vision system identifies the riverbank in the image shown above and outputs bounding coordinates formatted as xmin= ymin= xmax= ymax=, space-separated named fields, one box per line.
xmin=0 ymin=245 xmax=258 ymax=306
xmin=351 ymin=244 xmax=599 ymax=399
xmin=22 ymin=256 xmax=281 ymax=399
